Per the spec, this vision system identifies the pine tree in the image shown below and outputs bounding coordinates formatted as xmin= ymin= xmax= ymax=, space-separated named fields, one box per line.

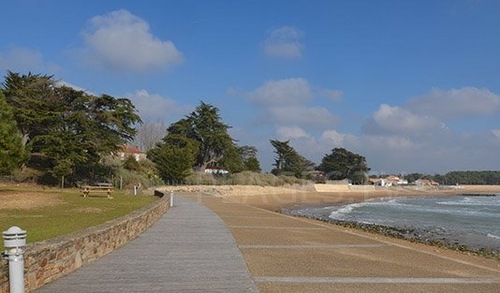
xmin=0 ymin=91 xmax=26 ymax=174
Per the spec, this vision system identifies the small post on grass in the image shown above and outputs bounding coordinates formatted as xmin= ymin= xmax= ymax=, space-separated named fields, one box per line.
xmin=3 ymin=226 xmax=26 ymax=293
xmin=170 ymin=191 xmax=174 ymax=207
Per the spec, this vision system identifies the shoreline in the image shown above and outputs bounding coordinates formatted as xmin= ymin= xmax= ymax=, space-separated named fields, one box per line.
xmin=280 ymin=198 xmax=500 ymax=260
xmin=165 ymin=184 xmax=500 ymax=259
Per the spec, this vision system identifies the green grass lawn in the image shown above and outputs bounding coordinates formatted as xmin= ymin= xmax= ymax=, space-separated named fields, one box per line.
xmin=0 ymin=186 xmax=158 ymax=250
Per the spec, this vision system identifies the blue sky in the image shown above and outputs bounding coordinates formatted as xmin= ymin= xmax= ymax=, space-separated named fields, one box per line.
xmin=1 ymin=0 xmax=500 ymax=174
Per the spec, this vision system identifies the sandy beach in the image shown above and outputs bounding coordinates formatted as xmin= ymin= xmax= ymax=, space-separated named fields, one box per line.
xmin=164 ymin=184 xmax=500 ymax=257
xmin=163 ymin=184 xmax=500 ymax=211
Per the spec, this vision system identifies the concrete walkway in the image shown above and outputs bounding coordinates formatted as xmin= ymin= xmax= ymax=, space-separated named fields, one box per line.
xmin=34 ymin=196 xmax=258 ymax=293
xmin=196 ymin=195 xmax=500 ymax=293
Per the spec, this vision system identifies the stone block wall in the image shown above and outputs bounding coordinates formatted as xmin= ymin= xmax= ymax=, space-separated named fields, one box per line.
xmin=0 ymin=191 xmax=169 ymax=292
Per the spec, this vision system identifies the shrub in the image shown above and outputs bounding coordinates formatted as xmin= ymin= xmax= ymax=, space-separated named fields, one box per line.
xmin=182 ymin=171 xmax=310 ymax=187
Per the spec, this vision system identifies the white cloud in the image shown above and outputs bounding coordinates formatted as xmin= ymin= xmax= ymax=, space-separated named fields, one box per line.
xmin=268 ymin=106 xmax=338 ymax=127
xmin=363 ymin=135 xmax=419 ymax=151
xmin=248 ymin=77 xmax=313 ymax=106
xmin=320 ymin=89 xmax=343 ymax=101
xmin=373 ymin=104 xmax=443 ymax=132
xmin=277 ymin=126 xmax=309 ymax=139
xmin=492 ymin=129 xmax=500 ymax=139
xmin=0 ymin=46 xmax=60 ymax=73
xmin=246 ymin=78 xmax=338 ymax=130
xmin=247 ymin=83 xmax=500 ymax=174
xmin=56 ymin=80 xmax=96 ymax=95
xmin=80 ymin=9 xmax=183 ymax=72
xmin=408 ymin=87 xmax=500 ymax=118
xmin=321 ymin=130 xmax=354 ymax=147
xmin=364 ymin=104 xmax=444 ymax=135
xmin=125 ymin=89 xmax=185 ymax=122
xmin=262 ymin=26 xmax=303 ymax=59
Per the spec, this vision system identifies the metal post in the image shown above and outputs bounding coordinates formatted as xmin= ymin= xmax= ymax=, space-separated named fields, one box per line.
xmin=170 ymin=191 xmax=174 ymax=207
xmin=3 ymin=226 xmax=26 ymax=293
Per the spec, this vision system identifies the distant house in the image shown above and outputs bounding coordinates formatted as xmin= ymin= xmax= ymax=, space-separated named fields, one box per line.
xmin=116 ymin=145 xmax=147 ymax=162
xmin=415 ymin=179 xmax=440 ymax=186
xmin=204 ymin=168 xmax=229 ymax=175
xmin=386 ymin=176 xmax=408 ymax=185
xmin=369 ymin=176 xmax=408 ymax=186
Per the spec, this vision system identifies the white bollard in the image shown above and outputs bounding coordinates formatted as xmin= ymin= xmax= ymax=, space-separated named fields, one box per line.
xmin=3 ymin=226 xmax=26 ymax=293
xmin=170 ymin=191 xmax=174 ymax=207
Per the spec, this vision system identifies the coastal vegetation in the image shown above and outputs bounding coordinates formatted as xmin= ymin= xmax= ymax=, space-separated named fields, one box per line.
xmin=1 ymin=71 xmax=141 ymax=186
xmin=381 ymin=171 xmax=500 ymax=186
xmin=0 ymin=91 xmax=26 ymax=174
xmin=2 ymin=70 xmax=499 ymax=188
xmin=316 ymin=147 xmax=370 ymax=184
xmin=147 ymin=101 xmax=261 ymax=182
xmin=269 ymin=139 xmax=315 ymax=178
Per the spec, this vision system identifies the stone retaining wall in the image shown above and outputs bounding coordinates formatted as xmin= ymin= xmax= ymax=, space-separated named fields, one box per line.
xmin=0 ymin=191 xmax=169 ymax=293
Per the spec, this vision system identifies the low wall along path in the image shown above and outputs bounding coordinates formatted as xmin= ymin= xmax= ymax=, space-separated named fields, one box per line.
xmin=0 ymin=191 xmax=170 ymax=293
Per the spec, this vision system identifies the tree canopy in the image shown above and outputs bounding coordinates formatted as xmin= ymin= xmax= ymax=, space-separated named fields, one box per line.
xmin=165 ymin=102 xmax=239 ymax=170
xmin=270 ymin=139 xmax=312 ymax=178
xmin=0 ymin=90 xmax=27 ymax=174
xmin=238 ymin=145 xmax=261 ymax=172
xmin=2 ymin=71 xmax=141 ymax=184
xmin=316 ymin=147 xmax=370 ymax=184
xmin=149 ymin=101 xmax=260 ymax=181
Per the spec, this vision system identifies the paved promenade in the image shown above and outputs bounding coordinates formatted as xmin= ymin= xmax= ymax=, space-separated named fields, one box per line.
xmin=34 ymin=196 xmax=258 ymax=292
xmin=194 ymin=194 xmax=500 ymax=293
xmin=33 ymin=193 xmax=500 ymax=293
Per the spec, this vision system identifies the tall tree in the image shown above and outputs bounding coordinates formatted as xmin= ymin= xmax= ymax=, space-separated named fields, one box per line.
xmin=238 ymin=145 xmax=261 ymax=172
xmin=0 ymin=91 xmax=26 ymax=174
xmin=148 ymin=135 xmax=198 ymax=183
xmin=188 ymin=102 xmax=236 ymax=169
xmin=149 ymin=101 xmax=245 ymax=180
xmin=2 ymin=71 xmax=55 ymax=146
xmin=2 ymin=71 xmax=142 ymax=184
xmin=270 ymin=139 xmax=310 ymax=178
xmin=317 ymin=147 xmax=370 ymax=184
xmin=165 ymin=101 xmax=239 ymax=170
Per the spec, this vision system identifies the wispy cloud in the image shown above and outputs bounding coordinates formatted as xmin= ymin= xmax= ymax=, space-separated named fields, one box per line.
xmin=248 ymin=77 xmax=312 ymax=105
xmin=78 ymin=9 xmax=183 ymax=73
xmin=0 ymin=45 xmax=60 ymax=74
xmin=320 ymin=89 xmax=343 ymax=102
xmin=407 ymin=87 xmax=500 ymax=118
xmin=262 ymin=26 xmax=304 ymax=59
xmin=277 ymin=126 xmax=309 ymax=139
xmin=246 ymin=77 xmax=338 ymax=129
xmin=363 ymin=104 xmax=445 ymax=135
xmin=124 ymin=89 xmax=187 ymax=122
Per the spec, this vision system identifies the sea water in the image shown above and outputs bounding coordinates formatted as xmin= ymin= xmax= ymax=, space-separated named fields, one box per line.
xmin=289 ymin=195 xmax=500 ymax=252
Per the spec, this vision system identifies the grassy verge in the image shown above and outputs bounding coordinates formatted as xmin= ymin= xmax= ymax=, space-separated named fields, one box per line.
xmin=0 ymin=186 xmax=158 ymax=250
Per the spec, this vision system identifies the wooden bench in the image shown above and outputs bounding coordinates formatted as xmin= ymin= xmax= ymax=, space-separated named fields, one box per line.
xmin=81 ymin=185 xmax=114 ymax=199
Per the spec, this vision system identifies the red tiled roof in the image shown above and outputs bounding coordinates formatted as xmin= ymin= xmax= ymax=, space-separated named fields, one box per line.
xmin=120 ymin=145 xmax=144 ymax=154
